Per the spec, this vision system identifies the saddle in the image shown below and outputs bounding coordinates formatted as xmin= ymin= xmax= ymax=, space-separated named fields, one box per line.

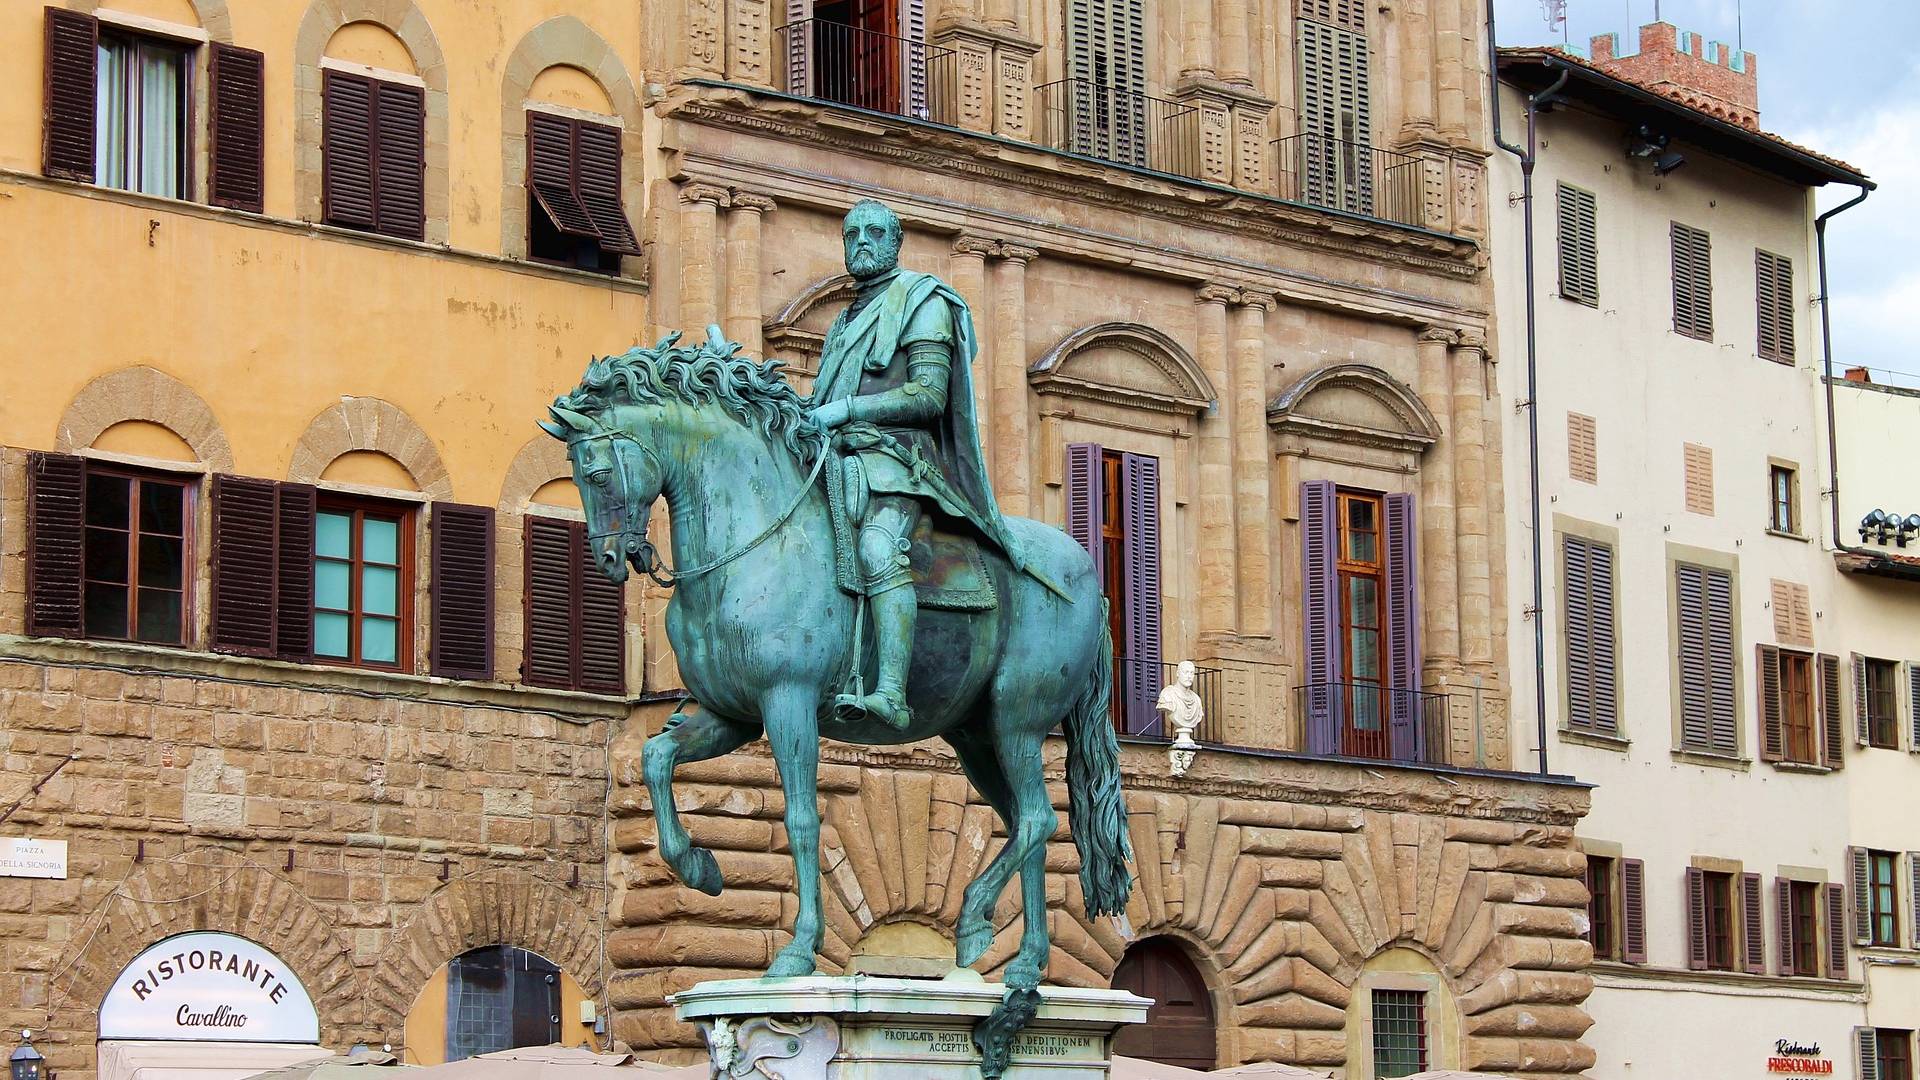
xmin=824 ymin=456 xmax=998 ymax=611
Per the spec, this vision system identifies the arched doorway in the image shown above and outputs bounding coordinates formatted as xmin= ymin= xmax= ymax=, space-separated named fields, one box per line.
xmin=1109 ymin=937 xmax=1216 ymax=1069
xmin=402 ymin=945 xmax=596 ymax=1064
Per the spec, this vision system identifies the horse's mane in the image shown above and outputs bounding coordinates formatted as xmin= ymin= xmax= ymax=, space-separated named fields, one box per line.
xmin=555 ymin=332 xmax=823 ymax=462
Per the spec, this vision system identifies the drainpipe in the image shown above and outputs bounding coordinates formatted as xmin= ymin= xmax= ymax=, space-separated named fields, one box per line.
xmin=1818 ymin=183 xmax=1873 ymax=557
xmin=1488 ymin=0 xmax=1566 ymax=776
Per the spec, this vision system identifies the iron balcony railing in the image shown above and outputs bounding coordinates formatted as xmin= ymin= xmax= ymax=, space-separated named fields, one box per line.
xmin=1112 ymin=657 xmax=1224 ymax=741
xmin=1293 ymin=681 xmax=1451 ymax=765
xmin=775 ymin=19 xmax=957 ymax=125
xmin=1273 ymin=132 xmax=1425 ymax=227
xmin=1035 ymin=78 xmax=1202 ymax=179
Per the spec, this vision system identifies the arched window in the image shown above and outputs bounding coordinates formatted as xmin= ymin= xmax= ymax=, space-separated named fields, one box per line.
xmin=1108 ymin=937 xmax=1215 ymax=1069
xmin=443 ymin=945 xmax=561 ymax=1061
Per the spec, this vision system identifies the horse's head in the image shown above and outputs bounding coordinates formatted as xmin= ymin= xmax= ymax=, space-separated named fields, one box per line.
xmin=539 ymin=403 xmax=659 ymax=584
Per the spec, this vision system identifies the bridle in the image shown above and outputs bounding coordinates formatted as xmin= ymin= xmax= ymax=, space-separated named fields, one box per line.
xmin=574 ymin=426 xmax=828 ymax=589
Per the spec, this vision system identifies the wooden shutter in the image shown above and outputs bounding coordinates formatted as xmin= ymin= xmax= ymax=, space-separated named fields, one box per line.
xmin=524 ymin=516 xmax=577 ymax=689
xmin=1756 ymin=249 xmax=1795 ymax=363
xmin=1567 ymin=412 xmax=1597 ymax=484
xmin=430 ymin=502 xmax=495 ymax=680
xmin=1384 ymin=492 xmax=1420 ymax=760
xmin=1826 ymin=882 xmax=1848 ymax=978
xmin=1556 ymin=183 xmax=1599 ymax=307
xmin=1683 ymin=442 xmax=1714 ymax=515
xmin=1671 ymin=221 xmax=1713 ymax=340
xmin=273 ymin=484 xmax=316 ymax=662
xmin=1298 ymin=0 xmax=1365 ymax=30
xmin=901 ymin=0 xmax=928 ymax=119
xmin=1301 ymin=480 xmax=1341 ymax=755
xmin=1563 ymin=534 xmax=1617 ymax=736
xmin=208 ymin=43 xmax=266 ymax=212
xmin=1676 ymin=563 xmax=1712 ymax=750
xmin=527 ymin=111 xmax=599 ymax=239
xmin=1685 ymin=866 xmax=1709 ymax=971
xmin=1704 ymin=566 xmax=1738 ymax=753
xmin=1119 ymin=452 xmax=1162 ymax=734
xmin=1910 ymin=663 xmax=1920 ymax=754
xmin=577 ymin=522 xmax=626 ymax=694
xmin=784 ymin=0 xmax=814 ymax=96
xmin=1620 ymin=857 xmax=1647 ymax=964
xmin=574 ymin=120 xmax=640 ymax=254
xmin=372 ymin=79 xmax=426 ymax=240
xmin=1757 ymin=644 xmax=1784 ymax=762
xmin=1851 ymin=846 xmax=1872 ymax=946
xmin=210 ymin=475 xmax=278 ymax=655
xmin=1911 ymin=852 xmax=1920 ymax=948
xmin=1295 ymin=19 xmax=1370 ymax=212
xmin=1065 ymin=443 xmax=1103 ymax=578
xmin=1853 ymin=652 xmax=1871 ymax=746
xmin=1776 ymin=877 xmax=1796 ymax=976
xmin=42 ymin=8 xmax=98 ymax=182
xmin=1820 ymin=652 xmax=1846 ymax=768
xmin=26 ymin=452 xmax=87 ymax=637
xmin=1858 ymin=1029 xmax=1881 ymax=1080
xmin=1741 ymin=871 xmax=1766 ymax=974
xmin=322 ymin=70 xmax=377 ymax=230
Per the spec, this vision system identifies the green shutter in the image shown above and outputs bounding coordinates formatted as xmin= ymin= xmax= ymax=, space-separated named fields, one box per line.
xmin=1557 ymin=184 xmax=1599 ymax=307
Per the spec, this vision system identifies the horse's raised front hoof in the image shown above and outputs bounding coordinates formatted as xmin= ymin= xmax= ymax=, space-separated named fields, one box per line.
xmin=1004 ymin=956 xmax=1042 ymax=990
xmin=676 ymin=846 xmax=724 ymax=896
xmin=764 ymin=944 xmax=818 ymax=979
xmin=955 ymin=921 xmax=994 ymax=969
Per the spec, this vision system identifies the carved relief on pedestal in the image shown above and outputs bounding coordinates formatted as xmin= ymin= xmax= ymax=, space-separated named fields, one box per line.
xmin=726 ymin=0 xmax=770 ymax=86
xmin=1452 ymin=157 xmax=1485 ymax=238
xmin=1421 ymin=154 xmax=1451 ymax=233
xmin=995 ymin=50 xmax=1033 ymax=139
xmin=1197 ymin=101 xmax=1231 ymax=183
xmin=1233 ymin=109 xmax=1268 ymax=192
xmin=957 ymin=44 xmax=992 ymax=130
xmin=685 ymin=0 xmax=723 ymax=76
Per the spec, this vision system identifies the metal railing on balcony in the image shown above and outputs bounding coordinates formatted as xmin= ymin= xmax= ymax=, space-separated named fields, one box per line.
xmin=1292 ymin=681 xmax=1450 ymax=764
xmin=1110 ymin=657 xmax=1224 ymax=741
xmin=1035 ymin=79 xmax=1202 ymax=179
xmin=775 ymin=19 xmax=957 ymax=125
xmin=1273 ymin=132 xmax=1425 ymax=227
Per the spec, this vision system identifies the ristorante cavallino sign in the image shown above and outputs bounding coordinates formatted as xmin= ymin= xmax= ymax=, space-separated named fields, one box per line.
xmin=99 ymin=932 xmax=320 ymax=1043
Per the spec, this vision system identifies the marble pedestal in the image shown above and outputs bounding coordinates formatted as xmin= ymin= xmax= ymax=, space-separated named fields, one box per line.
xmin=670 ymin=974 xmax=1150 ymax=1079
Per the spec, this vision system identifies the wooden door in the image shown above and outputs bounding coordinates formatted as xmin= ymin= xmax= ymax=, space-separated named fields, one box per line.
xmin=1109 ymin=938 xmax=1216 ymax=1069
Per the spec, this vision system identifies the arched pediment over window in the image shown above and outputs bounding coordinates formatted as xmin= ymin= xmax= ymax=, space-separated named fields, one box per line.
xmin=764 ymin=273 xmax=858 ymax=374
xmin=1029 ymin=323 xmax=1216 ymax=415
xmin=1267 ymin=363 xmax=1440 ymax=458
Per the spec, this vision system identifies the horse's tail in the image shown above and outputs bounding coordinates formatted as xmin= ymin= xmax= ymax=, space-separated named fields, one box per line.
xmin=1063 ymin=609 xmax=1134 ymax=919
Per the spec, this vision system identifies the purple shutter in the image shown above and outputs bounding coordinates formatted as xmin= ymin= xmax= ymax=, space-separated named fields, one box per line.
xmin=1066 ymin=443 xmax=1103 ymax=579
xmin=26 ymin=452 xmax=87 ymax=638
xmin=1620 ymin=857 xmax=1647 ymax=964
xmin=1384 ymin=492 xmax=1420 ymax=761
xmin=209 ymin=475 xmax=279 ymax=655
xmin=1301 ymin=480 xmax=1340 ymax=755
xmin=273 ymin=484 xmax=316 ymax=662
xmin=1777 ymin=877 xmax=1796 ymax=976
xmin=1120 ymin=452 xmax=1162 ymax=735
xmin=1758 ymin=644 xmax=1784 ymax=762
xmin=1685 ymin=866 xmax=1709 ymax=970
xmin=1742 ymin=872 xmax=1766 ymax=974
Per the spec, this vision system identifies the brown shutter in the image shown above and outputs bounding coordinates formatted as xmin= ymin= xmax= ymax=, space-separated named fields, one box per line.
xmin=1620 ymin=857 xmax=1647 ymax=964
xmin=573 ymin=119 xmax=641 ymax=254
xmin=1910 ymin=663 xmax=1920 ymax=754
xmin=1827 ymin=882 xmax=1848 ymax=978
xmin=1853 ymin=652 xmax=1871 ymax=746
xmin=322 ymin=70 xmax=377 ymax=229
xmin=42 ymin=8 xmax=97 ymax=182
xmin=523 ymin=515 xmax=577 ymax=689
xmin=1676 ymin=563 xmax=1711 ymax=750
xmin=1556 ymin=183 xmax=1599 ymax=307
xmin=1672 ymin=221 xmax=1713 ymax=340
xmin=1742 ymin=871 xmax=1766 ymax=974
xmin=1685 ymin=866 xmax=1709 ymax=970
xmin=1756 ymin=249 xmax=1796 ymax=363
xmin=1858 ymin=1028 xmax=1881 ymax=1080
xmin=1911 ymin=852 xmax=1920 ymax=948
xmin=1851 ymin=846 xmax=1872 ymax=946
xmin=1567 ymin=412 xmax=1598 ymax=483
xmin=372 ymin=79 xmax=426 ymax=240
xmin=527 ymin=111 xmax=598 ymax=240
xmin=273 ymin=484 xmax=316 ymax=662
xmin=208 ymin=43 xmax=266 ymax=212
xmin=576 ymin=522 xmax=626 ymax=694
xmin=1820 ymin=652 xmax=1846 ymax=768
xmin=1758 ymin=644 xmax=1784 ymax=762
xmin=429 ymin=502 xmax=495 ymax=680
xmin=210 ymin=475 xmax=279 ymax=655
xmin=1704 ymin=566 xmax=1738 ymax=754
xmin=1777 ymin=878 xmax=1796 ymax=976
xmin=26 ymin=452 xmax=87 ymax=637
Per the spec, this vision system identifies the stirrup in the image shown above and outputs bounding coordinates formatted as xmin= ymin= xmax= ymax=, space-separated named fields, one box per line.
xmin=834 ymin=685 xmax=914 ymax=730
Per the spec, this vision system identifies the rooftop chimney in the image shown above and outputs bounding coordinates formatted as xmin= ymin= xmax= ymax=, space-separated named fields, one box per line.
xmin=1844 ymin=366 xmax=1873 ymax=384
xmin=1587 ymin=22 xmax=1759 ymax=130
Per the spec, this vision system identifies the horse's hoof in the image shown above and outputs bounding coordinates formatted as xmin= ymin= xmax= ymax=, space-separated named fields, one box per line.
xmin=679 ymin=847 xmax=724 ymax=896
xmin=1005 ymin=958 xmax=1041 ymax=990
xmin=764 ymin=946 xmax=818 ymax=979
xmin=955 ymin=923 xmax=993 ymax=968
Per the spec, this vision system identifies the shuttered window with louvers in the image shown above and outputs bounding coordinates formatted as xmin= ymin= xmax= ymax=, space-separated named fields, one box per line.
xmin=208 ymin=43 xmax=266 ymax=212
xmin=1671 ymin=221 xmax=1714 ymax=340
xmin=526 ymin=111 xmax=639 ymax=272
xmin=1685 ymin=866 xmax=1710 ymax=970
xmin=1859 ymin=1029 xmax=1881 ymax=1080
xmin=322 ymin=69 xmax=426 ymax=240
xmin=274 ymin=484 xmax=316 ymax=663
xmin=1557 ymin=183 xmax=1599 ymax=307
xmin=1301 ymin=480 xmax=1341 ymax=755
xmin=1911 ymin=663 xmax=1920 ymax=754
xmin=1851 ymin=846 xmax=1873 ymax=947
xmin=1295 ymin=18 xmax=1372 ymax=214
xmin=1758 ymin=644 xmax=1784 ymax=762
xmin=42 ymin=8 xmax=98 ymax=182
xmin=1297 ymin=0 xmax=1365 ymax=31
xmin=1384 ymin=493 xmax=1421 ymax=761
xmin=1756 ymin=249 xmax=1796 ymax=363
xmin=26 ymin=452 xmax=87 ymax=638
xmin=1676 ymin=561 xmax=1738 ymax=755
xmin=1066 ymin=0 xmax=1147 ymax=164
xmin=430 ymin=503 xmax=495 ymax=680
xmin=523 ymin=516 xmax=624 ymax=693
xmin=1777 ymin=878 xmax=1797 ymax=976
xmin=1820 ymin=652 xmax=1847 ymax=768
xmin=1827 ymin=882 xmax=1849 ymax=978
xmin=1562 ymin=533 xmax=1618 ymax=736
xmin=1119 ymin=452 xmax=1162 ymax=734
xmin=1065 ymin=443 xmax=1103 ymax=578
xmin=209 ymin=474 xmax=279 ymax=655
xmin=1742 ymin=872 xmax=1766 ymax=974
xmin=1620 ymin=857 xmax=1647 ymax=963
xmin=578 ymin=529 xmax=626 ymax=694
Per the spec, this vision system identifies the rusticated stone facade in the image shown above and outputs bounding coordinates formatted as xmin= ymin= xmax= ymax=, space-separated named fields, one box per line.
xmin=606 ymin=729 xmax=1594 ymax=1074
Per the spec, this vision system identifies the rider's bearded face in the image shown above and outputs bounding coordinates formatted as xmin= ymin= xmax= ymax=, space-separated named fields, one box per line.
xmin=843 ymin=205 xmax=902 ymax=281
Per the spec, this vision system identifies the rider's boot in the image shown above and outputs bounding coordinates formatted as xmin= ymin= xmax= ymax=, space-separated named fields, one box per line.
xmin=836 ymin=582 xmax=916 ymax=731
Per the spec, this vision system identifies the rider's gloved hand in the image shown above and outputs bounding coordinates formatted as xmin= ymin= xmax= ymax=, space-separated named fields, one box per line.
xmin=809 ymin=399 xmax=852 ymax=431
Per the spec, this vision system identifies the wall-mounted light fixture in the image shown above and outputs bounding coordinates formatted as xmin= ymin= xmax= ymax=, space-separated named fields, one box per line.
xmin=1626 ymin=124 xmax=1686 ymax=175
xmin=11 ymin=1031 xmax=46 ymax=1080
xmin=1858 ymin=509 xmax=1920 ymax=546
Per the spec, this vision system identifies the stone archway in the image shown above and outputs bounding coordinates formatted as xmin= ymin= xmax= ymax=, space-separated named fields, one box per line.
xmin=55 ymin=366 xmax=235 ymax=471
xmin=63 ymin=0 xmax=232 ymax=41
xmin=1110 ymin=935 xmax=1218 ymax=1069
xmin=286 ymin=397 xmax=452 ymax=499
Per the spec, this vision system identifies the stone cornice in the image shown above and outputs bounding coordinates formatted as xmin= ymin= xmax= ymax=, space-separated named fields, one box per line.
xmin=664 ymin=87 xmax=1482 ymax=281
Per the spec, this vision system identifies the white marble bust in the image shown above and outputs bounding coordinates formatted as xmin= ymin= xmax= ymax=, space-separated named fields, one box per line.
xmin=1157 ymin=660 xmax=1204 ymax=776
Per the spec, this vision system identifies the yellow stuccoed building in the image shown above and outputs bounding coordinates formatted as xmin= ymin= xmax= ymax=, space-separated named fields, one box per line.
xmin=0 ymin=0 xmax=1594 ymax=1077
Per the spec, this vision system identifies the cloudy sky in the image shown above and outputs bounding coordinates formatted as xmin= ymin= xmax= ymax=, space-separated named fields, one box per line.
xmin=1493 ymin=0 xmax=1919 ymax=385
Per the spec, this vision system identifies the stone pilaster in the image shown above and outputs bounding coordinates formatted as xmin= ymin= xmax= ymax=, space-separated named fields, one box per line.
xmin=723 ymin=193 xmax=773 ymax=357
xmin=1216 ymin=0 xmax=1251 ymax=86
xmin=1230 ymin=291 xmax=1273 ymax=637
xmin=949 ymin=235 xmax=999 ymax=437
xmin=678 ymin=183 xmax=730 ymax=335
xmin=1433 ymin=0 xmax=1467 ymax=141
xmin=1451 ymin=330 xmax=1491 ymax=666
xmin=1397 ymin=0 xmax=1438 ymax=142
xmin=1414 ymin=326 xmax=1460 ymax=670
xmin=1180 ymin=0 xmax=1215 ymax=82
xmin=725 ymin=0 xmax=772 ymax=87
xmin=990 ymin=244 xmax=1036 ymax=516
xmin=1195 ymin=284 xmax=1237 ymax=637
